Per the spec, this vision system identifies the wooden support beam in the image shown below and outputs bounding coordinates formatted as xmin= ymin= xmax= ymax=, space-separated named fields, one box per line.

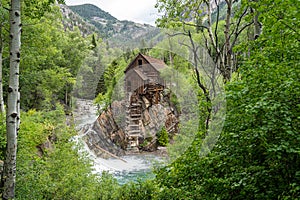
xmin=155 ymin=87 xmax=159 ymax=104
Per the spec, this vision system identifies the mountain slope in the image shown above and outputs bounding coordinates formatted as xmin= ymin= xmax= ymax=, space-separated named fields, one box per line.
xmin=66 ymin=4 xmax=161 ymax=48
xmin=69 ymin=4 xmax=117 ymax=22
xmin=60 ymin=4 xmax=99 ymax=37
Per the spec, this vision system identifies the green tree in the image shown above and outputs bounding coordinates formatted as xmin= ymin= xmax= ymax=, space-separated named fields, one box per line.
xmin=154 ymin=0 xmax=300 ymax=199
xmin=155 ymin=0 xmax=255 ymax=82
xmin=20 ymin=9 xmax=89 ymax=110
xmin=157 ymin=127 xmax=169 ymax=147
xmin=1 ymin=1 xmax=67 ymax=198
xmin=15 ymin=106 xmax=107 ymax=199
xmin=0 ymin=0 xmax=65 ymax=115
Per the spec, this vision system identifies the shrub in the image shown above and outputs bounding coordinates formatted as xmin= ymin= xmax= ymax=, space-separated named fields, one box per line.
xmin=157 ymin=127 xmax=169 ymax=146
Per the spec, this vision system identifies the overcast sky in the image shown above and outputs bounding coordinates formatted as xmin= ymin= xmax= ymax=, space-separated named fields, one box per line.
xmin=64 ymin=0 xmax=159 ymax=26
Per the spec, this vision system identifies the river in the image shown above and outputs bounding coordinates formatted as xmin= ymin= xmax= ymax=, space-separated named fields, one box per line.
xmin=72 ymin=98 xmax=167 ymax=184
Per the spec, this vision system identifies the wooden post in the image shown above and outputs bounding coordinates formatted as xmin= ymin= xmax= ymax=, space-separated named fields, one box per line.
xmin=155 ymin=87 xmax=159 ymax=104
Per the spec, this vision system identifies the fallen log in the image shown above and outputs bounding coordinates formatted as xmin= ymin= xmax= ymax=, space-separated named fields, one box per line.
xmin=94 ymin=144 xmax=127 ymax=163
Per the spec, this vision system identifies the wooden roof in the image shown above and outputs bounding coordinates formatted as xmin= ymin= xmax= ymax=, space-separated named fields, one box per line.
xmin=124 ymin=53 xmax=166 ymax=73
xmin=133 ymin=68 xmax=148 ymax=81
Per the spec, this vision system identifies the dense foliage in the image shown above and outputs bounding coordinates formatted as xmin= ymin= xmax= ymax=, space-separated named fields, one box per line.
xmin=0 ymin=0 xmax=299 ymax=199
xmin=152 ymin=0 xmax=300 ymax=199
xmin=16 ymin=106 xmax=102 ymax=199
xmin=157 ymin=127 xmax=169 ymax=147
xmin=0 ymin=2 xmax=120 ymax=198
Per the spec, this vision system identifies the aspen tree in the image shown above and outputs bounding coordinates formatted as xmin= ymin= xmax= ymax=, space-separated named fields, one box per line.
xmin=0 ymin=1 xmax=8 ymax=114
xmin=1 ymin=0 xmax=21 ymax=198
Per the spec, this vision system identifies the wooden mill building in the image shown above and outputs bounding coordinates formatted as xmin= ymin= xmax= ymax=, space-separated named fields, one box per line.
xmin=124 ymin=53 xmax=166 ymax=94
xmin=124 ymin=53 xmax=167 ymax=151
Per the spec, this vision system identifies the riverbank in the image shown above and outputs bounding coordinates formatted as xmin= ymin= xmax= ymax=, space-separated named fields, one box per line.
xmin=125 ymin=146 xmax=168 ymax=158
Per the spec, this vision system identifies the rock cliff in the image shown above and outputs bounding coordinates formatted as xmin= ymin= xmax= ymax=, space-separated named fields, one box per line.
xmin=79 ymin=89 xmax=179 ymax=157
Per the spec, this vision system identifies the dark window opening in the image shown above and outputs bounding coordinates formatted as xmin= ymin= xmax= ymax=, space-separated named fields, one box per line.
xmin=138 ymin=59 xmax=142 ymax=66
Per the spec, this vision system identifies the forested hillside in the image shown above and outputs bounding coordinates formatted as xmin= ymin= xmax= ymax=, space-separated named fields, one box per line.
xmin=66 ymin=4 xmax=161 ymax=48
xmin=0 ymin=0 xmax=299 ymax=199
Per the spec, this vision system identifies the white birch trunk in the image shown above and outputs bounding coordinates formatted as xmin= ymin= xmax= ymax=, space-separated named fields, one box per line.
xmin=2 ymin=0 xmax=21 ymax=198
xmin=0 ymin=1 xmax=6 ymax=114
xmin=0 ymin=39 xmax=4 ymax=114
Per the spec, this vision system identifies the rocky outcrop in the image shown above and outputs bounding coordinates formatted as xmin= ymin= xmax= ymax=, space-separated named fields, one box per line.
xmin=79 ymin=89 xmax=179 ymax=158
xmin=79 ymin=109 xmax=126 ymax=158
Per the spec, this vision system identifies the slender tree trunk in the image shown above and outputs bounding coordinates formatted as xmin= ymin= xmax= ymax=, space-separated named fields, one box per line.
xmin=188 ymin=31 xmax=211 ymax=131
xmin=65 ymin=85 xmax=68 ymax=105
xmin=224 ymin=0 xmax=232 ymax=81
xmin=1 ymin=0 xmax=21 ymax=199
xmin=205 ymin=0 xmax=226 ymax=82
xmin=205 ymin=1 xmax=218 ymax=54
xmin=253 ymin=13 xmax=261 ymax=39
xmin=252 ymin=0 xmax=261 ymax=40
xmin=0 ymin=1 xmax=7 ymax=114
xmin=0 ymin=30 xmax=5 ymax=113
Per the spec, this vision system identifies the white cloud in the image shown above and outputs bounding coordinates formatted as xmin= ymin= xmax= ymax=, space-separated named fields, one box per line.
xmin=64 ymin=0 xmax=159 ymax=25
